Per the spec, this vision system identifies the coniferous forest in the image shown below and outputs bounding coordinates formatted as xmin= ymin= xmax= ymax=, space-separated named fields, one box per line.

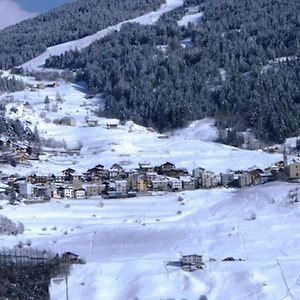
xmin=0 ymin=0 xmax=164 ymax=69
xmin=45 ymin=0 xmax=300 ymax=143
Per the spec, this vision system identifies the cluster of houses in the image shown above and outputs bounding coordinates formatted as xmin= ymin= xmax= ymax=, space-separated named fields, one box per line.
xmin=1 ymin=153 xmax=300 ymax=201
xmin=0 ymin=138 xmax=40 ymax=167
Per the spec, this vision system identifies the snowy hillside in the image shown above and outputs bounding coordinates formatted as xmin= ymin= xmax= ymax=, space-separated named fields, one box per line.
xmin=2 ymin=78 xmax=284 ymax=176
xmin=1 ymin=182 xmax=300 ymax=299
xmin=21 ymin=0 xmax=184 ymax=70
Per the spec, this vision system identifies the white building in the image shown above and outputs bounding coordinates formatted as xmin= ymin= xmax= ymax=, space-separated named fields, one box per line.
xmin=64 ymin=186 xmax=74 ymax=198
xmin=75 ymin=188 xmax=86 ymax=199
xmin=18 ymin=182 xmax=33 ymax=199
xmin=115 ymin=180 xmax=127 ymax=193
xmin=201 ymin=171 xmax=214 ymax=188
xmin=169 ymin=178 xmax=183 ymax=191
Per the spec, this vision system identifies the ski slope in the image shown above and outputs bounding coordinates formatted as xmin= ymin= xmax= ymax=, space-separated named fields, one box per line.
xmin=21 ymin=0 xmax=184 ymax=71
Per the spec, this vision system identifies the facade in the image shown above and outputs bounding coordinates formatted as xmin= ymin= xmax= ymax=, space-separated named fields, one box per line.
xmin=192 ymin=167 xmax=205 ymax=178
xmin=238 ymin=173 xmax=252 ymax=188
xmin=115 ymin=180 xmax=127 ymax=194
xmin=75 ymin=188 xmax=86 ymax=199
xmin=169 ymin=178 xmax=183 ymax=191
xmin=221 ymin=172 xmax=234 ymax=187
xmin=201 ymin=171 xmax=214 ymax=188
xmin=151 ymin=177 xmax=169 ymax=191
xmin=64 ymin=187 xmax=74 ymax=198
xmin=286 ymin=162 xmax=300 ymax=178
xmin=18 ymin=182 xmax=33 ymax=198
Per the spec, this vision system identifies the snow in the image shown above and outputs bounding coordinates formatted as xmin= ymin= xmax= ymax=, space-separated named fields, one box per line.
xmin=21 ymin=0 xmax=184 ymax=71
xmin=0 ymin=182 xmax=299 ymax=299
xmin=1 ymin=79 xmax=285 ymax=177
xmin=178 ymin=12 xmax=203 ymax=27
xmin=171 ymin=118 xmax=218 ymax=142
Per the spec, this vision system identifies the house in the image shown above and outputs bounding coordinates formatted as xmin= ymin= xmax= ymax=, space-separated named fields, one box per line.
xmin=221 ymin=172 xmax=234 ymax=187
xmin=106 ymin=120 xmax=119 ymax=129
xmin=286 ymin=162 xmax=300 ymax=178
xmin=109 ymin=164 xmax=124 ymax=179
xmin=62 ymin=168 xmax=76 ymax=176
xmin=86 ymin=119 xmax=98 ymax=127
xmin=157 ymin=162 xmax=176 ymax=174
xmin=181 ymin=255 xmax=203 ymax=266
xmin=60 ymin=116 xmax=76 ymax=127
xmin=74 ymin=188 xmax=86 ymax=199
xmin=115 ymin=180 xmax=127 ymax=194
xmin=180 ymin=176 xmax=195 ymax=190
xmin=14 ymin=148 xmax=29 ymax=164
xmin=151 ymin=177 xmax=169 ymax=191
xmin=201 ymin=171 xmax=214 ymax=188
xmin=64 ymin=186 xmax=74 ymax=198
xmin=192 ymin=167 xmax=206 ymax=179
xmin=248 ymin=167 xmax=263 ymax=182
xmin=238 ymin=173 xmax=252 ymax=188
xmin=169 ymin=178 xmax=183 ymax=191
xmin=82 ymin=183 xmax=105 ymax=197
xmin=33 ymin=184 xmax=50 ymax=200
xmin=62 ymin=252 xmax=80 ymax=263
xmin=85 ymin=165 xmax=106 ymax=181
xmin=180 ymin=255 xmax=205 ymax=271
xmin=257 ymin=172 xmax=272 ymax=184
xmin=18 ymin=182 xmax=33 ymax=199
xmin=139 ymin=163 xmax=154 ymax=173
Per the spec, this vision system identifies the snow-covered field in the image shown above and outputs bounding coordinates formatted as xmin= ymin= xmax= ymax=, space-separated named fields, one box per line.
xmin=1 ymin=182 xmax=300 ymax=299
xmin=21 ymin=0 xmax=184 ymax=70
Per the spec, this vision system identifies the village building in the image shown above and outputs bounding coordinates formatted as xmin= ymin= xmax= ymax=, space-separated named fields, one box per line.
xmin=109 ymin=164 xmax=125 ymax=179
xmin=151 ymin=177 xmax=169 ymax=191
xmin=74 ymin=188 xmax=86 ymax=199
xmin=115 ymin=180 xmax=127 ymax=194
xmin=169 ymin=178 xmax=183 ymax=191
xmin=192 ymin=167 xmax=206 ymax=179
xmin=180 ymin=176 xmax=195 ymax=190
xmin=238 ymin=173 xmax=252 ymax=188
xmin=157 ymin=162 xmax=176 ymax=175
xmin=60 ymin=116 xmax=76 ymax=127
xmin=86 ymin=119 xmax=98 ymax=127
xmin=285 ymin=161 xmax=300 ymax=178
xmin=139 ymin=163 xmax=154 ymax=173
xmin=248 ymin=167 xmax=264 ymax=183
xmin=64 ymin=186 xmax=75 ymax=198
xmin=106 ymin=120 xmax=119 ymax=129
xmin=18 ymin=182 xmax=33 ymax=199
xmin=200 ymin=171 xmax=214 ymax=188
xmin=221 ymin=172 xmax=235 ymax=187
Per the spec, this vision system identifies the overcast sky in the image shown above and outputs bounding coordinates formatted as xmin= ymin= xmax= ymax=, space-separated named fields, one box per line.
xmin=0 ymin=0 xmax=73 ymax=29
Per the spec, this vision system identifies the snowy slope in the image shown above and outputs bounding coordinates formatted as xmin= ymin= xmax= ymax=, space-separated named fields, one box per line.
xmin=178 ymin=11 xmax=203 ymax=27
xmin=21 ymin=0 xmax=184 ymax=70
xmin=2 ymin=79 xmax=284 ymax=177
xmin=0 ymin=182 xmax=299 ymax=299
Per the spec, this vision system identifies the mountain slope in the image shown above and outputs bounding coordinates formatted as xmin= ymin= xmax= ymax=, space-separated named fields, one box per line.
xmin=21 ymin=0 xmax=184 ymax=70
xmin=45 ymin=0 xmax=300 ymax=143
xmin=0 ymin=0 xmax=165 ymax=69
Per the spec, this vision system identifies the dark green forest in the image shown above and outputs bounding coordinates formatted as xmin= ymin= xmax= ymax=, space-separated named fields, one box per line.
xmin=0 ymin=0 xmax=164 ymax=69
xmin=0 ymin=75 xmax=25 ymax=92
xmin=45 ymin=0 xmax=300 ymax=143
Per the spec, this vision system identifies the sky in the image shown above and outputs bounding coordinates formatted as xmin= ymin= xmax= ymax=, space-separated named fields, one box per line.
xmin=0 ymin=0 xmax=73 ymax=29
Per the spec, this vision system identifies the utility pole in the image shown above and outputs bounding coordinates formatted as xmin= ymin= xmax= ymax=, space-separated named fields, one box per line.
xmin=65 ymin=275 xmax=69 ymax=300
